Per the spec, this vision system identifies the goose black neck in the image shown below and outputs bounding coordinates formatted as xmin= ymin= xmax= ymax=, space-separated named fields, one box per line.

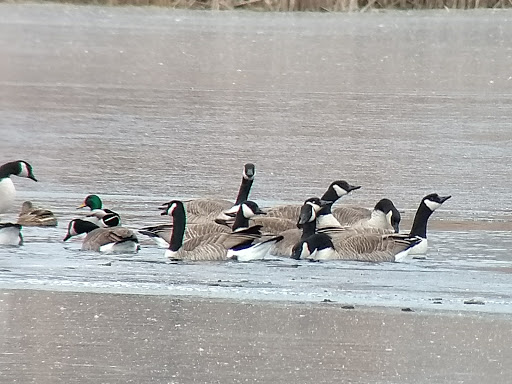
xmin=321 ymin=188 xmax=340 ymax=203
xmin=169 ymin=204 xmax=186 ymax=252
xmin=234 ymin=177 xmax=254 ymax=205
xmin=308 ymin=233 xmax=333 ymax=252
xmin=318 ymin=203 xmax=333 ymax=216
xmin=300 ymin=219 xmax=317 ymax=241
xmin=76 ymin=220 xmax=100 ymax=234
xmin=232 ymin=208 xmax=250 ymax=231
xmin=409 ymin=203 xmax=433 ymax=238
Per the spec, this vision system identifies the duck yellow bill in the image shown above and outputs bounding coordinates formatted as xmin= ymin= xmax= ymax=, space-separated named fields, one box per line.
xmin=77 ymin=203 xmax=87 ymax=209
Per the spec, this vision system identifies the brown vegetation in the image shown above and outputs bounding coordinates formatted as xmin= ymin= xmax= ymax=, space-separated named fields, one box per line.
xmin=15 ymin=0 xmax=512 ymax=11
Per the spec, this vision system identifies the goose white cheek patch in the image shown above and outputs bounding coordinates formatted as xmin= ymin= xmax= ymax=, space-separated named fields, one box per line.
xmin=167 ymin=203 xmax=177 ymax=216
xmin=243 ymin=169 xmax=255 ymax=180
xmin=424 ymin=199 xmax=442 ymax=211
xmin=67 ymin=223 xmax=78 ymax=236
xmin=18 ymin=162 xmax=30 ymax=178
xmin=306 ymin=201 xmax=320 ymax=213
xmin=332 ymin=184 xmax=348 ymax=197
xmin=386 ymin=211 xmax=393 ymax=224
xmin=241 ymin=204 xmax=253 ymax=218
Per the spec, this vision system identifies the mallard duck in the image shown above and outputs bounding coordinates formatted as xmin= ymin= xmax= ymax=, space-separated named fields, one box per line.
xmin=17 ymin=201 xmax=57 ymax=227
xmin=77 ymin=194 xmax=121 ymax=227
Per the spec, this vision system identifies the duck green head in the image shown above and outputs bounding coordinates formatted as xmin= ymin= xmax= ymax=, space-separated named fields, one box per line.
xmin=77 ymin=195 xmax=103 ymax=210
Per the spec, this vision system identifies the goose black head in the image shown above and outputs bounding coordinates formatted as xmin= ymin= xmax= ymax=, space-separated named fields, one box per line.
xmin=1 ymin=160 xmax=38 ymax=181
xmin=160 ymin=200 xmax=185 ymax=217
xmin=291 ymin=240 xmax=310 ymax=260
xmin=374 ymin=198 xmax=401 ymax=233
xmin=322 ymin=180 xmax=361 ymax=202
xmin=304 ymin=197 xmax=332 ymax=212
xmin=240 ymin=200 xmax=265 ymax=218
xmin=63 ymin=219 xmax=99 ymax=241
xmin=422 ymin=193 xmax=451 ymax=212
xmin=331 ymin=180 xmax=361 ymax=197
xmin=297 ymin=202 xmax=316 ymax=227
xmin=18 ymin=161 xmax=37 ymax=182
xmin=243 ymin=163 xmax=255 ymax=180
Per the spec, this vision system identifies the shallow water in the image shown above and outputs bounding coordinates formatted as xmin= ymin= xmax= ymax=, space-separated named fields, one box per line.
xmin=0 ymin=4 xmax=512 ymax=314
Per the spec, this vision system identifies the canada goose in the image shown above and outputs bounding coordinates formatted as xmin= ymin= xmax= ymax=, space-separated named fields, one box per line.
xmin=63 ymin=219 xmax=139 ymax=253
xmin=0 ymin=223 xmax=23 ymax=246
xmin=247 ymin=216 xmax=297 ymax=235
xmin=0 ymin=160 xmax=37 ymax=215
xmin=186 ymin=163 xmax=256 ymax=223
xmin=139 ymin=199 xmax=261 ymax=249
xmin=269 ymin=197 xmax=331 ymax=257
xmin=225 ymin=235 xmax=285 ymax=262
xmin=160 ymin=200 xmax=281 ymax=261
xmin=17 ymin=201 xmax=58 ymax=227
xmin=294 ymin=193 xmax=451 ymax=262
xmin=180 ymin=200 xmax=267 ymax=251
xmin=77 ymin=194 xmax=121 ymax=227
xmin=139 ymin=196 xmax=261 ymax=248
xmin=332 ymin=198 xmax=401 ymax=233
xmin=264 ymin=180 xmax=361 ymax=221
xmin=291 ymin=232 xmax=421 ymax=263
xmin=139 ymin=221 xmax=230 ymax=248
xmin=405 ymin=193 xmax=451 ymax=255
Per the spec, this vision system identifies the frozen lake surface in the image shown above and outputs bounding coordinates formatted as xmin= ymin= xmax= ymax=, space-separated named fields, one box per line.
xmin=1 ymin=4 xmax=512 ymax=314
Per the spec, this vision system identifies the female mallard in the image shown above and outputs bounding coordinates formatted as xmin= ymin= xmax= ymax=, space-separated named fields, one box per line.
xmin=17 ymin=201 xmax=58 ymax=227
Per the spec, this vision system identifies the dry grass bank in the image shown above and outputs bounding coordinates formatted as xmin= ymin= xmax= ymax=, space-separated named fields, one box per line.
xmin=8 ymin=0 xmax=512 ymax=11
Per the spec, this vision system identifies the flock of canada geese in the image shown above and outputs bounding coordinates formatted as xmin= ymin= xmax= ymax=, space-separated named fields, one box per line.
xmin=0 ymin=160 xmax=452 ymax=263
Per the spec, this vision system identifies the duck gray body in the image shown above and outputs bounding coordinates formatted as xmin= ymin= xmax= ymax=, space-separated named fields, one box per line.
xmin=77 ymin=195 xmax=121 ymax=228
